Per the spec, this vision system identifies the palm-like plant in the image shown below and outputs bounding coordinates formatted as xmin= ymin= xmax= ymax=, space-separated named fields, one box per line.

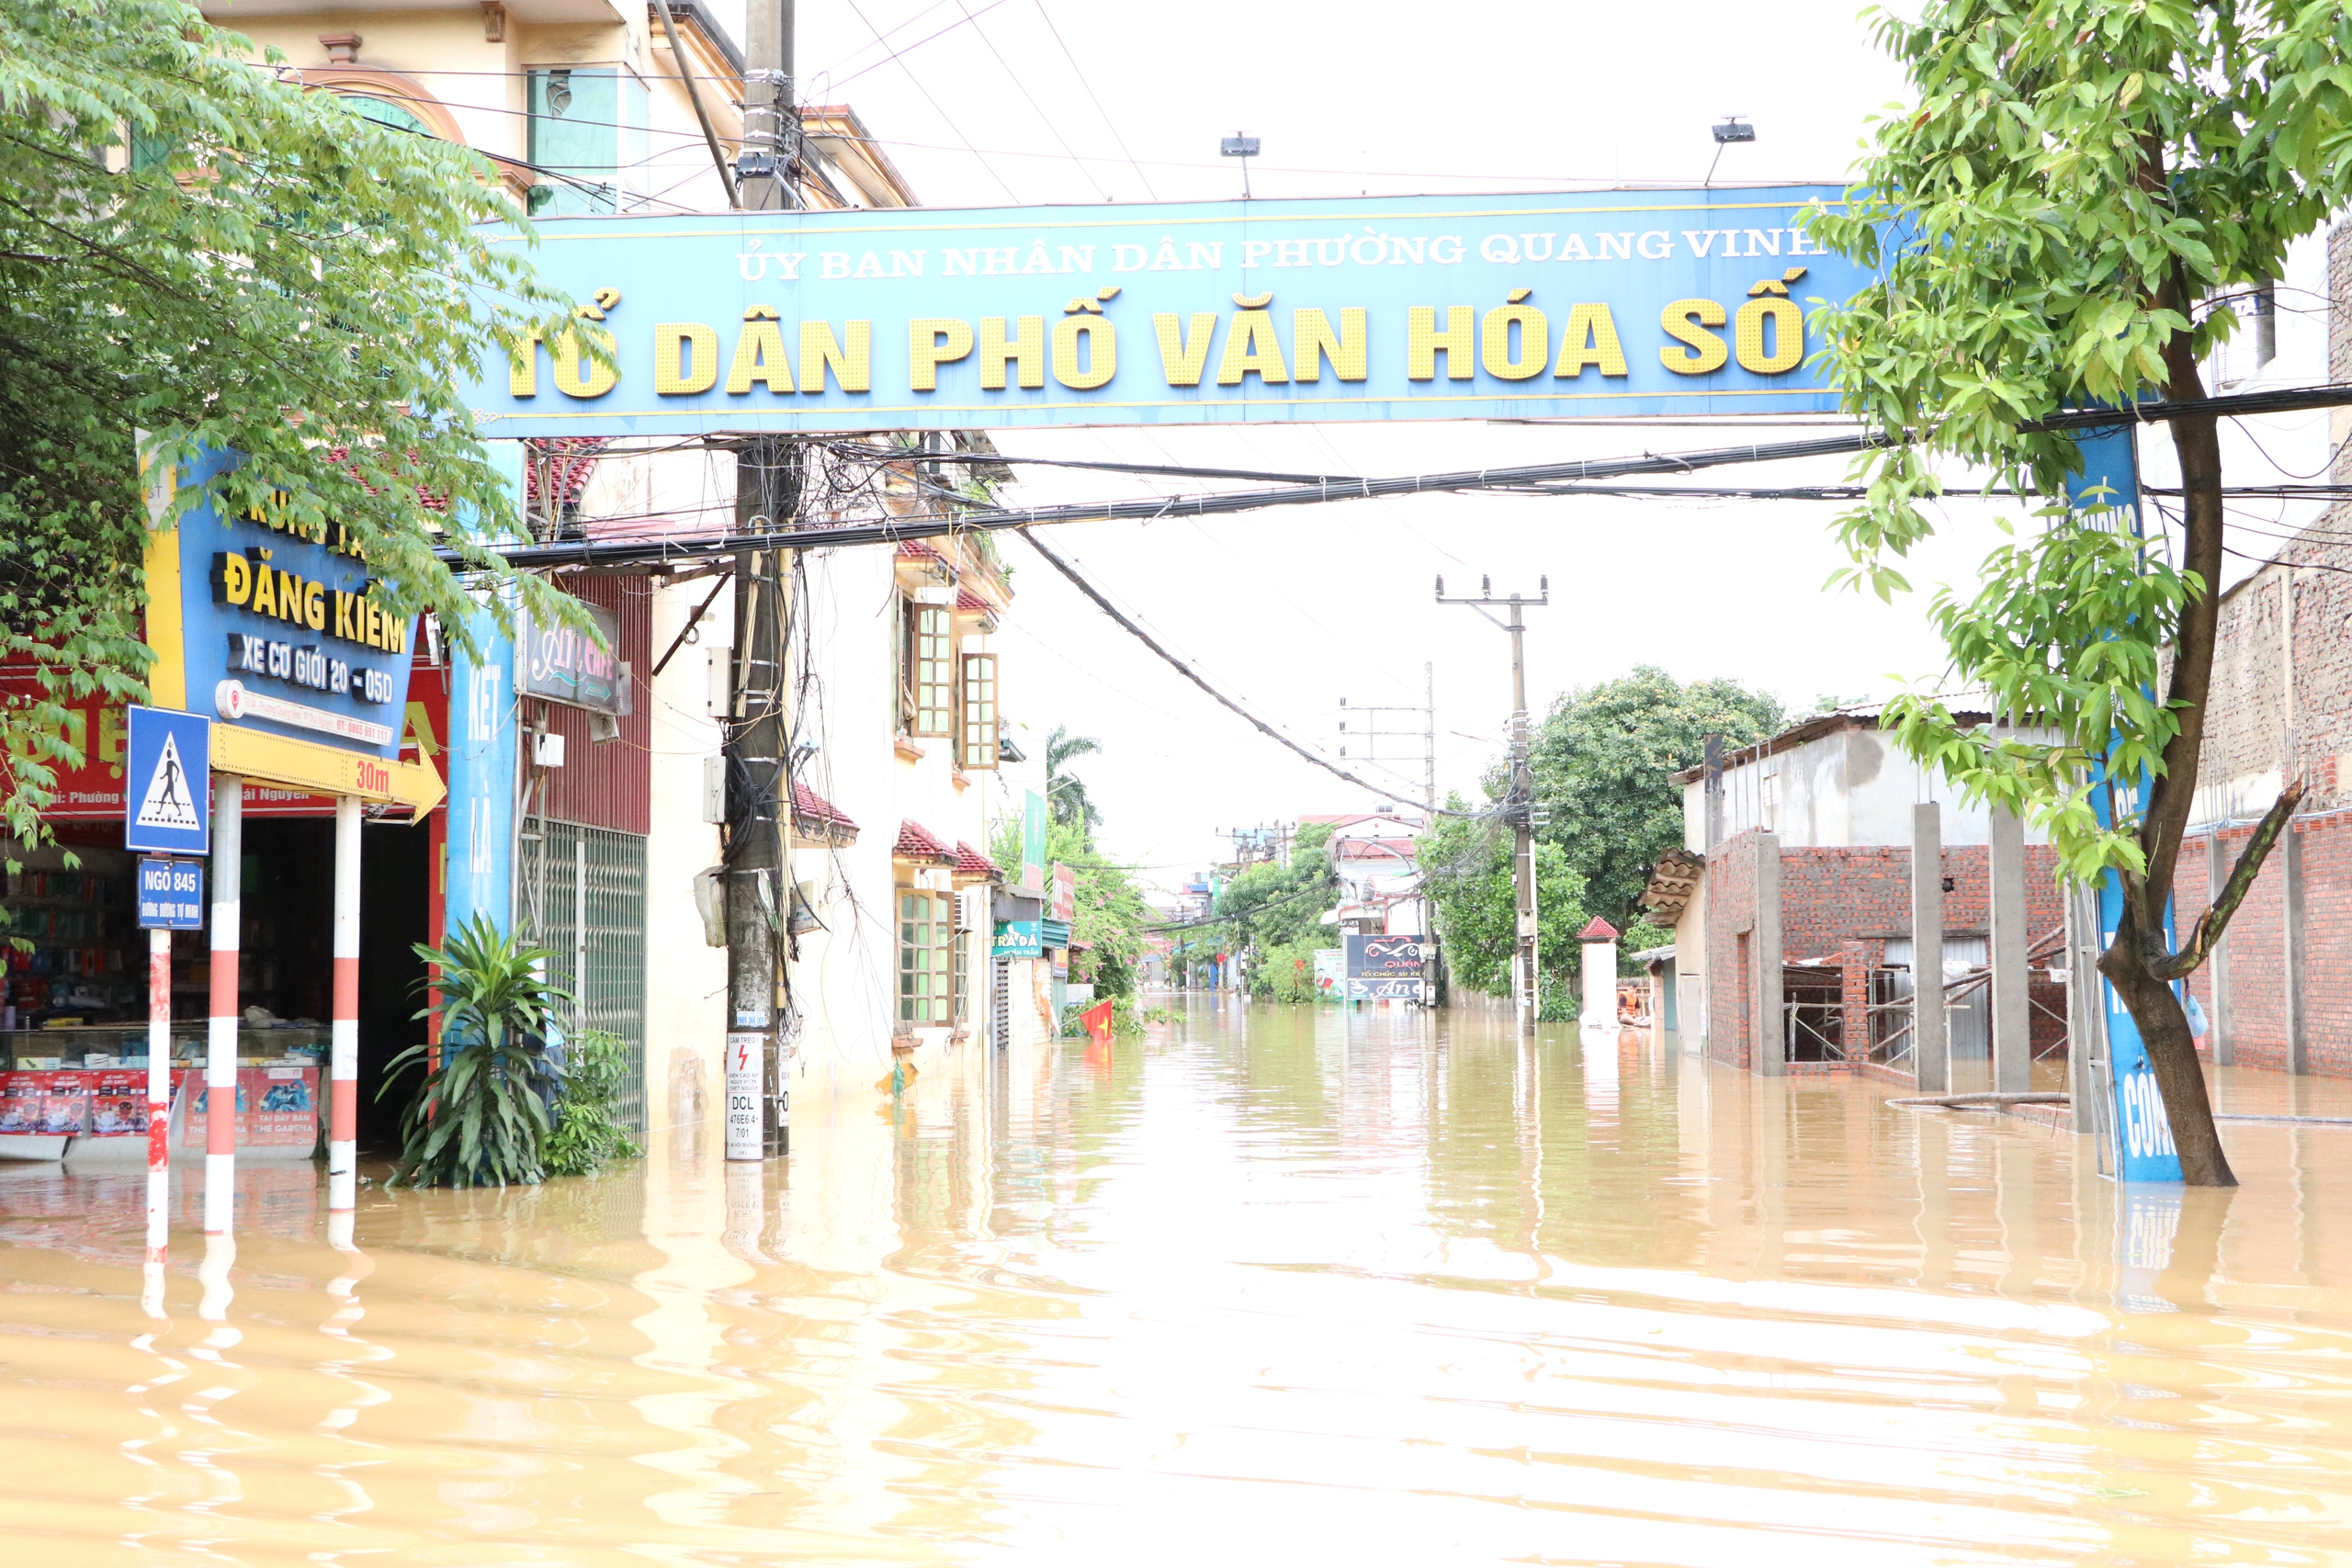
xmin=1045 ymin=725 xmax=1103 ymax=830
xmin=379 ymin=916 xmax=571 ymax=1189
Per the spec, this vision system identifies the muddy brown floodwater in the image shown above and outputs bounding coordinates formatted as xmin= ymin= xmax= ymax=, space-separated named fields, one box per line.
xmin=8 ymin=1002 xmax=2352 ymax=1565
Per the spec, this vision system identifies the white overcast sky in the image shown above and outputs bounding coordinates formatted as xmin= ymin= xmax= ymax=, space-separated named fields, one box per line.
xmin=706 ymin=0 xmax=2337 ymax=891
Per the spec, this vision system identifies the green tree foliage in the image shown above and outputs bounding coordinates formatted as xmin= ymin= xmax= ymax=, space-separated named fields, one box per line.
xmin=382 ymin=917 xmax=569 ymax=1188
xmin=1419 ymin=801 xmax=1587 ymax=1002
xmin=1530 ymin=667 xmax=1782 ymax=929
xmin=1211 ymin=822 xmax=1340 ymax=1001
xmin=1044 ymin=726 xmax=1102 ymax=829
xmin=1052 ymin=819 xmax=1152 ymax=998
xmin=1808 ymin=1 xmax=2352 ymax=1185
xmin=989 ymin=772 xmax=1155 ymax=999
xmin=0 ymin=2 xmax=575 ymax=841
xmin=544 ymin=1028 xmax=641 ymax=1179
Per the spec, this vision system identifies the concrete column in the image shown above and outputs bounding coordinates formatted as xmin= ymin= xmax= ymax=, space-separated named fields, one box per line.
xmin=1912 ymin=804 xmax=1948 ymax=1094
xmin=1578 ymin=918 xmax=1619 ymax=1027
xmin=2064 ymin=881 xmax=2104 ymax=1138
xmin=205 ymin=775 xmax=242 ymax=1236
xmin=329 ymin=795 xmax=361 ymax=1212
xmin=1756 ymin=833 xmax=1783 ymax=1077
xmin=2285 ymin=821 xmax=2308 ymax=1075
xmin=2207 ymin=831 xmax=2233 ymax=1065
xmin=1989 ymin=805 xmax=2031 ymax=1093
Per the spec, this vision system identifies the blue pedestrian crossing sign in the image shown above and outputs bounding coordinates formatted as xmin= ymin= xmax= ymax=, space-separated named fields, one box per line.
xmin=124 ymin=706 xmax=209 ymax=855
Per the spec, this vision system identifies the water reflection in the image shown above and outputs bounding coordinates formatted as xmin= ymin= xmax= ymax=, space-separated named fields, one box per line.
xmin=6 ymin=1003 xmax=2352 ymax=1562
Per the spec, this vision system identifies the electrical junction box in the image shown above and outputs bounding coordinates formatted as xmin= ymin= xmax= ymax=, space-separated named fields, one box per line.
xmin=706 ymin=647 xmax=729 ymax=717
xmin=701 ymin=755 xmax=725 ymax=825
xmin=534 ymin=731 xmax=566 ymax=769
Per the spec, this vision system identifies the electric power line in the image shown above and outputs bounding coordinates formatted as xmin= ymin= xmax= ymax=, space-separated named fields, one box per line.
xmin=1013 ymin=526 xmax=1493 ymax=818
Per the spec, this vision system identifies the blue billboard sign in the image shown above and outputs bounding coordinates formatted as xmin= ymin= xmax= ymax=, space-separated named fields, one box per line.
xmin=2069 ymin=422 xmax=2182 ymax=1184
xmin=122 ymin=706 xmax=209 ymax=855
xmin=145 ymin=446 xmax=419 ymax=761
xmin=136 ymin=856 xmax=205 ymax=931
xmin=466 ymin=186 xmax=1868 ymax=435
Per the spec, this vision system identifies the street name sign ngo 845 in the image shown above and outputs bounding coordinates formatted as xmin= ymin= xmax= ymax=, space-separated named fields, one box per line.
xmin=469 ymin=186 xmax=1867 ymax=435
xmin=136 ymin=856 xmax=204 ymax=931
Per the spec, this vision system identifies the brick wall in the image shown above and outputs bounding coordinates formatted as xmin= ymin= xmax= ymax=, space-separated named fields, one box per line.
xmin=2194 ymin=220 xmax=2352 ymax=815
xmin=1705 ymin=830 xmax=2066 ymax=1068
xmin=2187 ymin=810 xmax=2352 ymax=1078
xmin=1703 ymin=831 xmax=1758 ymax=1070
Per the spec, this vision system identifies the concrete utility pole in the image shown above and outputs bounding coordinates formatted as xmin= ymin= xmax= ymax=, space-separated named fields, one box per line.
xmin=737 ymin=1 xmax=802 ymax=210
xmin=1437 ymin=575 xmax=1549 ymax=1031
xmin=727 ymin=442 xmax=800 ymax=1159
xmin=724 ymin=2 xmax=803 ymax=1163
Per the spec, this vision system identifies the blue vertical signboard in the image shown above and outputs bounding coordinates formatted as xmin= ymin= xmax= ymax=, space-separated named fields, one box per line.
xmin=2068 ymin=423 xmax=2182 ymax=1182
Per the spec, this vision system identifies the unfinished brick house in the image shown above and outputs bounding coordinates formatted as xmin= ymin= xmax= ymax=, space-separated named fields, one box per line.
xmin=1643 ymin=710 xmax=2068 ymax=1078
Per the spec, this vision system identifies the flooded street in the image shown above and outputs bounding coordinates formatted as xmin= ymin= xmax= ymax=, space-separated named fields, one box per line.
xmin=8 ymin=1002 xmax=2352 ymax=1566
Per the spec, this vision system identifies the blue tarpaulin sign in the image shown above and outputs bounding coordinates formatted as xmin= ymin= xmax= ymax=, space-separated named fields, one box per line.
xmin=123 ymin=706 xmax=209 ymax=855
xmin=136 ymin=856 xmax=204 ymax=931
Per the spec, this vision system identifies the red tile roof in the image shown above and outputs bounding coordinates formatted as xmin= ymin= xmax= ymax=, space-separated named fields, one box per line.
xmin=792 ymin=782 xmax=858 ymax=838
xmin=896 ymin=540 xmax=941 ymax=561
xmin=956 ymin=587 xmax=995 ymax=616
xmin=954 ymin=840 xmax=1002 ymax=880
xmin=892 ymin=818 xmax=957 ymax=863
xmin=1578 ymin=917 xmax=1621 ymax=942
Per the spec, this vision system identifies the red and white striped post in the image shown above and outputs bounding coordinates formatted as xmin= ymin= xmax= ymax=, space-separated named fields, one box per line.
xmin=329 ymin=795 xmax=360 ymax=1211
xmin=204 ymin=775 xmax=242 ymax=1236
xmin=145 ymin=923 xmax=171 ymax=1258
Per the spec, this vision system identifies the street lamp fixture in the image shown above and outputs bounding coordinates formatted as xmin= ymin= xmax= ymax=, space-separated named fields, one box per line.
xmin=1220 ymin=133 xmax=1260 ymax=199
xmin=1706 ymin=117 xmax=1753 ymax=186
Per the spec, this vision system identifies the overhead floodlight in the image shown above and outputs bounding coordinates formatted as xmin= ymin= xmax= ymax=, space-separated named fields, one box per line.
xmin=1706 ymin=118 xmax=1754 ymax=186
xmin=1221 ymin=133 xmax=1260 ymax=198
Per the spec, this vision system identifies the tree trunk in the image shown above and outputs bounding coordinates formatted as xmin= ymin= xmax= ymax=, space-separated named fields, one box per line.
xmin=2099 ymin=909 xmax=2235 ymax=1186
xmin=2099 ymin=309 xmax=2235 ymax=1184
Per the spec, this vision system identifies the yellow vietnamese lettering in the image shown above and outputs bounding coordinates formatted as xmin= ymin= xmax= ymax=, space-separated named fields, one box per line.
xmin=1659 ymin=299 xmax=1729 ymax=374
xmin=1292 ymin=308 xmax=1367 ymax=382
xmin=654 ymin=323 xmax=720 ymax=395
xmin=727 ymin=313 xmax=793 ymax=395
xmin=909 ymin=319 xmax=975 ymax=390
xmin=1407 ymin=306 xmax=1475 ymax=381
xmin=1554 ymin=304 xmax=1629 ymax=378
xmin=549 ymin=326 xmax=618 ymax=398
xmin=978 ymin=316 xmax=1046 ymax=390
xmin=799 ymin=320 xmax=873 ymax=394
xmin=1051 ymin=315 xmax=1115 ymax=389
xmin=1153 ymin=313 xmax=1218 ymax=387
xmin=1216 ymin=309 xmax=1289 ymax=386
xmin=1480 ymin=293 xmax=1547 ymax=380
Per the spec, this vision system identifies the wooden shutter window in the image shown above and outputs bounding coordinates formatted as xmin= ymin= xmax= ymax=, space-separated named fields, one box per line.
xmin=959 ymin=652 xmax=999 ymax=770
xmin=911 ymin=604 xmax=955 ymax=738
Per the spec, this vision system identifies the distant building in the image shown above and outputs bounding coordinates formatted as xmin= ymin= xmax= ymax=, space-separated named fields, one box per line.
xmin=1300 ymin=808 xmax=1430 ymax=936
